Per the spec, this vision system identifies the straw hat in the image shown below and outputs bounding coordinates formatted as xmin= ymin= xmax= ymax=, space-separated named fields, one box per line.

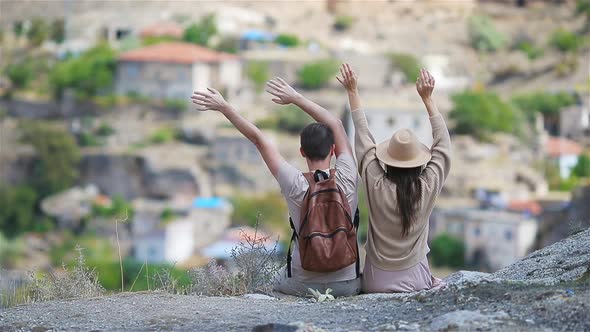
xmin=375 ymin=129 xmax=432 ymax=168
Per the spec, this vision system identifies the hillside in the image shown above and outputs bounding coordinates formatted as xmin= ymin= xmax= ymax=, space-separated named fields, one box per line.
xmin=1 ymin=228 xmax=588 ymax=331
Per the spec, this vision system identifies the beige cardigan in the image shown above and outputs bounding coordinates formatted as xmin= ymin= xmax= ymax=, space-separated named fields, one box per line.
xmin=352 ymin=110 xmax=452 ymax=271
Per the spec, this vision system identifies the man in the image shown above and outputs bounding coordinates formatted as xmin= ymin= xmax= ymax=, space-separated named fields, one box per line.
xmin=191 ymin=77 xmax=360 ymax=297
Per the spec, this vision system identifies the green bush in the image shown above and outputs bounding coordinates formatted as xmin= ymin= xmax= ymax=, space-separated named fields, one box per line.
xmin=50 ymin=19 xmax=65 ymax=44
xmin=231 ymin=193 xmax=289 ymax=234
xmin=78 ymin=132 xmax=102 ymax=147
xmin=183 ymin=14 xmax=217 ymax=46
xmin=550 ymin=28 xmax=581 ymax=53
xmin=572 ymin=154 xmax=590 ymax=178
xmin=513 ymin=39 xmax=544 ymax=60
xmin=13 ymin=21 xmax=24 ymax=37
xmin=5 ymin=61 xmax=34 ymax=89
xmin=149 ymin=127 xmax=180 ymax=144
xmin=215 ymin=36 xmax=238 ymax=54
xmin=19 ymin=121 xmax=81 ymax=197
xmin=246 ymin=61 xmax=270 ymax=92
xmin=49 ymin=44 xmax=116 ymax=99
xmin=0 ymin=185 xmax=38 ymax=238
xmin=430 ymin=234 xmax=465 ymax=268
xmin=27 ymin=17 xmax=48 ymax=47
xmin=276 ymin=105 xmax=314 ymax=134
xmin=467 ymin=15 xmax=507 ymax=52
xmin=450 ymin=90 xmax=523 ymax=140
xmin=163 ymin=99 xmax=187 ymax=113
xmin=275 ymin=34 xmax=300 ymax=48
xmin=333 ymin=15 xmax=355 ymax=31
xmin=96 ymin=123 xmax=115 ymax=136
xmin=576 ymin=0 xmax=590 ymax=29
xmin=91 ymin=196 xmax=133 ymax=220
xmin=511 ymin=91 xmax=576 ymax=120
xmin=297 ymin=59 xmax=339 ymax=89
xmin=389 ymin=53 xmax=422 ymax=82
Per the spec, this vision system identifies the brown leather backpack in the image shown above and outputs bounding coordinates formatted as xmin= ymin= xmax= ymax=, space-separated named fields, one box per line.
xmin=286 ymin=169 xmax=360 ymax=278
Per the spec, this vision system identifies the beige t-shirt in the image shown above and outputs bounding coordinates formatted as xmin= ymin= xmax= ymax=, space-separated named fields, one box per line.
xmin=277 ymin=153 xmax=359 ymax=283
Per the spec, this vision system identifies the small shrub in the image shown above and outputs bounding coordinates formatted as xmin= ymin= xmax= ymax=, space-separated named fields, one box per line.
xmin=467 ymin=15 xmax=507 ymax=52
xmin=96 ymin=123 xmax=115 ymax=136
xmin=297 ymin=60 xmax=339 ymax=89
xmin=78 ymin=131 xmax=102 ymax=147
xmin=333 ymin=15 xmax=354 ymax=31
xmin=26 ymin=17 xmax=48 ymax=47
xmin=92 ymin=196 xmax=134 ymax=219
xmin=187 ymin=219 xmax=280 ymax=296
xmin=163 ymin=99 xmax=187 ymax=113
xmin=513 ymin=38 xmax=544 ymax=60
xmin=555 ymin=57 xmax=579 ymax=77
xmin=149 ymin=127 xmax=180 ymax=144
xmin=5 ymin=61 xmax=34 ymax=89
xmin=550 ymin=28 xmax=581 ymax=53
xmin=246 ymin=61 xmax=270 ymax=92
xmin=183 ymin=14 xmax=217 ymax=46
xmin=215 ymin=36 xmax=239 ymax=54
xmin=389 ymin=53 xmax=422 ymax=82
xmin=572 ymin=154 xmax=590 ymax=178
xmin=276 ymin=105 xmax=314 ymax=134
xmin=50 ymin=19 xmax=65 ymax=44
xmin=275 ymin=33 xmax=299 ymax=48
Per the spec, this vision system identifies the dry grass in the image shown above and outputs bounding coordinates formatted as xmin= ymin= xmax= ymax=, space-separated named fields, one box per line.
xmin=187 ymin=218 xmax=280 ymax=296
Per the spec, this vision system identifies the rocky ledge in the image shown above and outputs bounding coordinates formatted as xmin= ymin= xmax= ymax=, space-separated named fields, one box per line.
xmin=1 ymin=229 xmax=588 ymax=332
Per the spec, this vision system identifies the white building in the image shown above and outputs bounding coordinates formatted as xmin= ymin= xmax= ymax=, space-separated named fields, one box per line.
xmin=430 ymin=208 xmax=538 ymax=271
xmin=544 ymin=136 xmax=584 ymax=179
xmin=116 ymin=42 xmax=241 ymax=100
xmin=134 ymin=197 xmax=232 ymax=264
xmin=344 ymin=96 xmax=433 ymax=148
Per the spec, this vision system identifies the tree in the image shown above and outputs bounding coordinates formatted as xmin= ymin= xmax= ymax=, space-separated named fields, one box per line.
xmin=0 ymin=185 xmax=38 ymax=238
xmin=276 ymin=105 xmax=314 ymax=134
xmin=50 ymin=19 xmax=66 ymax=44
xmin=231 ymin=193 xmax=289 ymax=235
xmin=297 ymin=60 xmax=339 ymax=89
xmin=576 ymin=0 xmax=590 ymax=30
xmin=246 ymin=61 xmax=270 ymax=92
xmin=19 ymin=121 xmax=81 ymax=197
xmin=467 ymin=15 xmax=507 ymax=52
xmin=430 ymin=233 xmax=465 ymax=268
xmin=450 ymin=90 xmax=523 ymax=140
xmin=572 ymin=154 xmax=590 ymax=178
xmin=49 ymin=43 xmax=116 ymax=99
xmin=27 ymin=17 xmax=48 ymax=47
xmin=333 ymin=15 xmax=355 ymax=31
xmin=183 ymin=14 xmax=217 ymax=46
xmin=512 ymin=91 xmax=576 ymax=120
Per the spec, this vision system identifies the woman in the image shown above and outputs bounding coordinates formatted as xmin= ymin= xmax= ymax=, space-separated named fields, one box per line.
xmin=337 ymin=64 xmax=451 ymax=293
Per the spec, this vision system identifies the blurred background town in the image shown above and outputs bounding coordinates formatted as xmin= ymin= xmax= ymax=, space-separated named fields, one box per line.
xmin=0 ymin=0 xmax=589 ymax=297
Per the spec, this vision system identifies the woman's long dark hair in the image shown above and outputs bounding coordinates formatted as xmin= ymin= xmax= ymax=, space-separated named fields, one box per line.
xmin=385 ymin=165 xmax=423 ymax=237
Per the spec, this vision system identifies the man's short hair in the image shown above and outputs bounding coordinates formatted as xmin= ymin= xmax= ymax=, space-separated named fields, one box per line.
xmin=300 ymin=123 xmax=334 ymax=161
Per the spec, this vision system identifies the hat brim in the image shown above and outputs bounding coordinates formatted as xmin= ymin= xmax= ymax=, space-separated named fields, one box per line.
xmin=375 ymin=139 xmax=432 ymax=168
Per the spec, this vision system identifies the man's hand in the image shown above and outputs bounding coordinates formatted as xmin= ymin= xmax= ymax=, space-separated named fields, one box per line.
xmin=265 ymin=77 xmax=301 ymax=105
xmin=416 ymin=69 xmax=435 ymax=100
xmin=336 ymin=63 xmax=358 ymax=94
xmin=191 ymin=88 xmax=231 ymax=113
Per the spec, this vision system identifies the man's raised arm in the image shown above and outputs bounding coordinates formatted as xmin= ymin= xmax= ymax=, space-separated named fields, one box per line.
xmin=191 ymin=88 xmax=285 ymax=178
xmin=265 ymin=78 xmax=352 ymax=157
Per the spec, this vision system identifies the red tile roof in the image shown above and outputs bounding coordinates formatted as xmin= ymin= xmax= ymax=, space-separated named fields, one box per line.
xmin=508 ymin=200 xmax=543 ymax=216
xmin=118 ymin=42 xmax=238 ymax=64
xmin=545 ymin=137 xmax=583 ymax=157
xmin=140 ymin=22 xmax=184 ymax=39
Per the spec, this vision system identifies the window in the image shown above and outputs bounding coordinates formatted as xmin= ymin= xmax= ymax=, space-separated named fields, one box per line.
xmin=387 ymin=117 xmax=396 ymax=127
xmin=505 ymin=230 xmax=512 ymax=241
xmin=125 ymin=64 xmax=139 ymax=78
xmin=413 ymin=117 xmax=420 ymax=129
xmin=474 ymin=226 xmax=481 ymax=237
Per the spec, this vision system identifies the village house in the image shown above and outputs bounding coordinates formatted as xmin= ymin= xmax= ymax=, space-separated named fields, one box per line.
xmin=133 ymin=197 xmax=232 ymax=264
xmin=430 ymin=207 xmax=538 ymax=271
xmin=544 ymin=136 xmax=584 ymax=178
xmin=139 ymin=22 xmax=184 ymax=40
xmin=116 ymin=42 xmax=241 ymax=101
xmin=343 ymin=93 xmax=434 ymax=147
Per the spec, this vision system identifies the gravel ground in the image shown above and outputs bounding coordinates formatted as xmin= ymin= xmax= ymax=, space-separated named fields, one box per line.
xmin=1 ymin=277 xmax=589 ymax=332
xmin=2 ymin=231 xmax=588 ymax=331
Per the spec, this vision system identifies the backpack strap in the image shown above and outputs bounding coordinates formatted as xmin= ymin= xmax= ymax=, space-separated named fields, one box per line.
xmin=354 ymin=207 xmax=361 ymax=279
xmin=286 ymin=216 xmax=297 ymax=278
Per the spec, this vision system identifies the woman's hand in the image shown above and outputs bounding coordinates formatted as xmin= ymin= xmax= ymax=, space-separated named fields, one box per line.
xmin=265 ymin=77 xmax=301 ymax=105
xmin=416 ymin=68 xmax=435 ymax=100
xmin=336 ymin=63 xmax=358 ymax=94
xmin=191 ymin=88 xmax=231 ymax=113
